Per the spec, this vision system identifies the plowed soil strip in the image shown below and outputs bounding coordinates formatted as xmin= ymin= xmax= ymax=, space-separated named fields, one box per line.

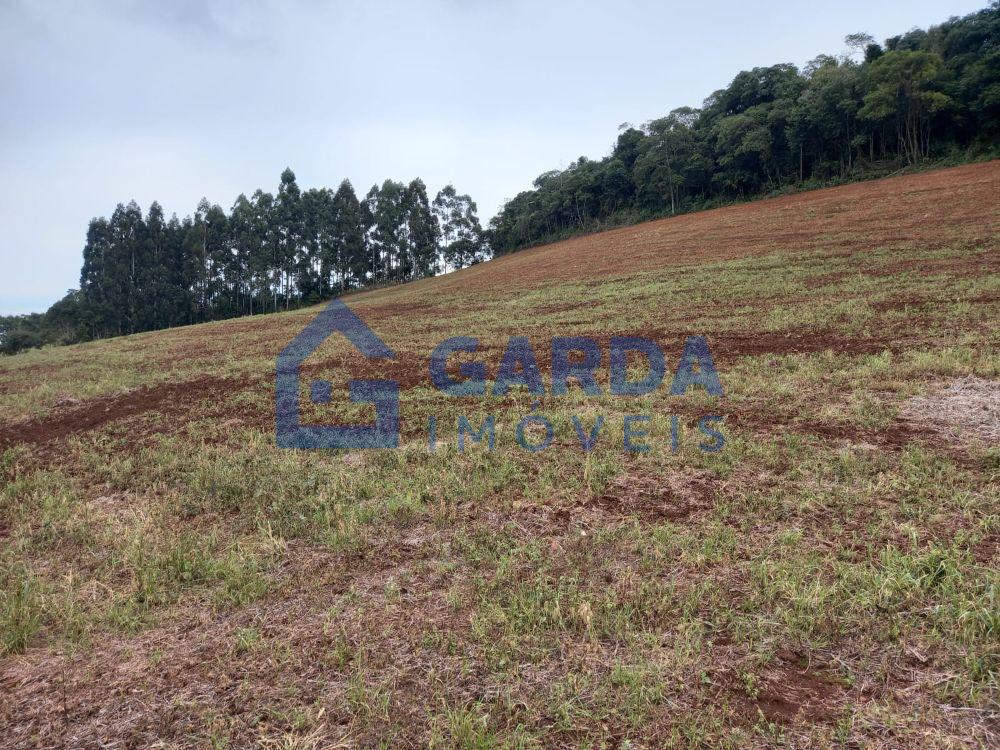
xmin=0 ymin=376 xmax=246 ymax=453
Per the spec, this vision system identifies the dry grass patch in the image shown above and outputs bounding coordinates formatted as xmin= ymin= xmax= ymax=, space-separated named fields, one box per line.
xmin=900 ymin=376 xmax=1000 ymax=446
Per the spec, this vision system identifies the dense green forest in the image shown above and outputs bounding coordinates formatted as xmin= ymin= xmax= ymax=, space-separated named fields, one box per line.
xmin=2 ymin=3 xmax=997 ymax=355
xmin=488 ymin=4 xmax=1000 ymax=253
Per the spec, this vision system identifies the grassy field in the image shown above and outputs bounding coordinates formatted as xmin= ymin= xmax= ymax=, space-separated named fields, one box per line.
xmin=1 ymin=161 xmax=998 ymax=749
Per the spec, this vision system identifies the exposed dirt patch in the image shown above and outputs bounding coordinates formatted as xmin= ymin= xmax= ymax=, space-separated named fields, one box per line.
xmin=900 ymin=376 xmax=1000 ymax=446
xmin=707 ymin=331 xmax=894 ymax=359
xmin=0 ymin=376 xmax=251 ymax=456
xmin=971 ymin=533 xmax=1000 ymax=566
xmin=587 ymin=468 xmax=716 ymax=521
xmin=709 ymin=649 xmax=852 ymax=728
xmin=426 ymin=161 xmax=1000 ymax=293
xmin=729 ymin=657 xmax=849 ymax=725
xmin=793 ymin=416 xmax=933 ymax=448
xmin=724 ymin=404 xmax=949 ymax=456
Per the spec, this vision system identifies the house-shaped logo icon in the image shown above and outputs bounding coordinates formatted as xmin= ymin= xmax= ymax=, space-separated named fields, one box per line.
xmin=275 ymin=300 xmax=399 ymax=449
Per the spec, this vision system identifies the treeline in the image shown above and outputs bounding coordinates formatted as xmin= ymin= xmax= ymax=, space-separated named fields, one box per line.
xmin=488 ymin=4 xmax=1000 ymax=253
xmin=75 ymin=172 xmax=486 ymax=338
xmin=2 ymin=171 xmax=486 ymax=352
xmin=3 ymin=3 xmax=998 ymax=355
xmin=0 ymin=296 xmax=82 ymax=356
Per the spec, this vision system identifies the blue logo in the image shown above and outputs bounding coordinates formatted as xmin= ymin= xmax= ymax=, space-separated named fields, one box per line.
xmin=276 ymin=300 xmax=726 ymax=453
xmin=275 ymin=300 xmax=399 ymax=449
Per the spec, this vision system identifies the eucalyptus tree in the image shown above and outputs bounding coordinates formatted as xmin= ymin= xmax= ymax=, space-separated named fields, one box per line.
xmin=403 ymin=179 xmax=440 ymax=279
xmin=433 ymin=185 xmax=486 ymax=270
xmin=276 ymin=168 xmax=303 ymax=308
xmin=329 ymin=180 xmax=367 ymax=291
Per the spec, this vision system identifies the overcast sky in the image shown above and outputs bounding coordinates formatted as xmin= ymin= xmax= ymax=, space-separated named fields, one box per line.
xmin=0 ymin=0 xmax=986 ymax=314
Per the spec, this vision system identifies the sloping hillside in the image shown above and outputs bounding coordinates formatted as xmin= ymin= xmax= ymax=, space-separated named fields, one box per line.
xmin=1 ymin=162 xmax=998 ymax=748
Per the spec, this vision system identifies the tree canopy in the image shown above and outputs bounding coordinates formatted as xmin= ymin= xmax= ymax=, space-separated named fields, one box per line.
xmin=488 ymin=4 xmax=1000 ymax=254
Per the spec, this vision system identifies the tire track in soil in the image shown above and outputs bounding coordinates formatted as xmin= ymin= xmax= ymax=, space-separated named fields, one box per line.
xmin=0 ymin=376 xmax=251 ymax=456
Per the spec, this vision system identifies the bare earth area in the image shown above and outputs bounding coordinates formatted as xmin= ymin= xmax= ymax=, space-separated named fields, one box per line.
xmin=0 ymin=162 xmax=998 ymax=748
